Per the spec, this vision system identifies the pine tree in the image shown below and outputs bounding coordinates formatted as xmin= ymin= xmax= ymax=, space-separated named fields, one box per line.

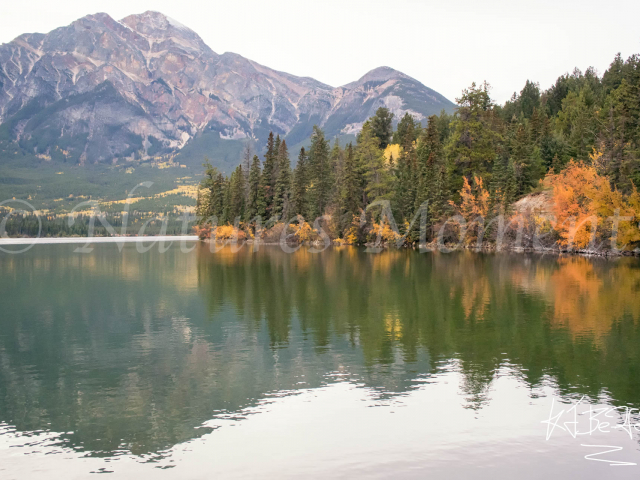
xmin=329 ymin=140 xmax=344 ymax=214
xmin=358 ymin=121 xmax=393 ymax=202
xmin=292 ymin=147 xmax=308 ymax=219
xmin=340 ymin=143 xmax=361 ymax=227
xmin=246 ymin=154 xmax=263 ymax=221
xmin=197 ymin=160 xmax=227 ymax=222
xmin=511 ymin=123 xmax=543 ymax=196
xmin=446 ymin=81 xmax=503 ymax=187
xmin=274 ymin=139 xmax=291 ymax=219
xmin=429 ymin=162 xmax=450 ymax=232
xmin=261 ymin=132 xmax=277 ymax=216
xmin=307 ymin=126 xmax=332 ymax=219
xmin=221 ymin=177 xmax=232 ymax=225
xmin=414 ymin=116 xmax=443 ymax=235
xmin=229 ymin=164 xmax=246 ymax=222
xmin=394 ymin=140 xmax=417 ymax=223
xmin=273 ymin=135 xmax=282 ymax=183
xmin=371 ymin=107 xmax=395 ymax=149
xmin=490 ymin=153 xmax=515 ymax=213
xmin=393 ymin=113 xmax=418 ymax=145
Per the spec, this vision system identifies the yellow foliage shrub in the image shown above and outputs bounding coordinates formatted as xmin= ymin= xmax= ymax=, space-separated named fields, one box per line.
xmin=448 ymin=175 xmax=490 ymax=245
xmin=543 ymin=160 xmax=640 ymax=249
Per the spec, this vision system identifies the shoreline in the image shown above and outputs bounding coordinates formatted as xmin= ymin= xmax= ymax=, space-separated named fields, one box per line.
xmin=0 ymin=235 xmax=199 ymax=245
xmin=2 ymin=236 xmax=638 ymax=257
xmin=201 ymin=238 xmax=640 ymax=258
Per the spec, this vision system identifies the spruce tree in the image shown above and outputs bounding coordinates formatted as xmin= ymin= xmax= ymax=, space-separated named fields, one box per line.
xmin=340 ymin=143 xmax=361 ymax=228
xmin=197 ymin=160 xmax=227 ymax=222
xmin=274 ymin=139 xmax=291 ymax=219
xmin=229 ymin=164 xmax=246 ymax=222
xmin=221 ymin=177 xmax=231 ymax=225
xmin=307 ymin=126 xmax=332 ymax=219
xmin=330 ymin=139 xmax=344 ymax=212
xmin=292 ymin=147 xmax=308 ymax=219
xmin=358 ymin=121 xmax=393 ymax=202
xmin=246 ymin=154 xmax=263 ymax=221
xmin=261 ymin=132 xmax=277 ymax=216
xmin=393 ymin=113 xmax=418 ymax=145
xmin=446 ymin=81 xmax=502 ymax=187
xmin=371 ymin=107 xmax=395 ymax=149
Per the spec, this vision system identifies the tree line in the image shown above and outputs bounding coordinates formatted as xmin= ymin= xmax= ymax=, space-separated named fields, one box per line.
xmin=196 ymin=52 xmax=640 ymax=248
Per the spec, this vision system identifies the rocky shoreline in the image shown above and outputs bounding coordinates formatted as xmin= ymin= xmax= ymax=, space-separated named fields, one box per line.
xmin=201 ymin=238 xmax=640 ymax=258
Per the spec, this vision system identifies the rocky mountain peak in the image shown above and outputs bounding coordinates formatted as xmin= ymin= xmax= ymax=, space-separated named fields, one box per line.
xmin=340 ymin=66 xmax=409 ymax=90
xmin=120 ymin=11 xmax=211 ymax=54
xmin=358 ymin=66 xmax=407 ymax=83
xmin=0 ymin=12 xmax=455 ymax=168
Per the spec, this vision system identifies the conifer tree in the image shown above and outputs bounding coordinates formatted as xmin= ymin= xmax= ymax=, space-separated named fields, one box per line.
xmin=229 ymin=164 xmax=246 ymax=222
xmin=307 ymin=126 xmax=332 ymax=219
xmin=446 ymin=81 xmax=502 ymax=187
xmin=490 ymin=154 xmax=516 ymax=213
xmin=292 ymin=147 xmax=308 ymax=219
xmin=261 ymin=132 xmax=277 ymax=216
xmin=341 ymin=143 xmax=361 ymax=224
xmin=246 ymin=154 xmax=263 ymax=221
xmin=197 ymin=160 xmax=227 ymax=222
xmin=511 ymin=123 xmax=543 ymax=196
xmin=429 ymin=162 xmax=450 ymax=231
xmin=329 ymin=139 xmax=345 ymax=216
xmin=358 ymin=121 xmax=393 ymax=202
xmin=393 ymin=113 xmax=419 ymax=145
xmin=274 ymin=139 xmax=291 ymax=219
xmin=273 ymin=135 xmax=282 ymax=183
xmin=371 ymin=107 xmax=394 ymax=149
xmin=221 ymin=177 xmax=231 ymax=225
xmin=394 ymin=141 xmax=417 ymax=223
xmin=415 ymin=116 xmax=442 ymax=209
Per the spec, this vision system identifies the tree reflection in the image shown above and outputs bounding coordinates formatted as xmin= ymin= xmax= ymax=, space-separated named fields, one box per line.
xmin=0 ymin=244 xmax=638 ymax=457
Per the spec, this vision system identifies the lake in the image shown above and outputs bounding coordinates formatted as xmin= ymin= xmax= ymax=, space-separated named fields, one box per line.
xmin=1 ymin=242 xmax=640 ymax=479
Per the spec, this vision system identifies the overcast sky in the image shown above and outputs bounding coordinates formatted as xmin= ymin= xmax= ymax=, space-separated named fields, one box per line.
xmin=1 ymin=0 xmax=639 ymax=103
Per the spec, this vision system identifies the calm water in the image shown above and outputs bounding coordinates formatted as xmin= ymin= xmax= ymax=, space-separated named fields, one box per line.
xmin=1 ymin=243 xmax=640 ymax=479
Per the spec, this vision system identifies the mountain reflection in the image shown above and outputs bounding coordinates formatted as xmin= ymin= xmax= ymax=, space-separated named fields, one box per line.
xmin=0 ymin=244 xmax=638 ymax=457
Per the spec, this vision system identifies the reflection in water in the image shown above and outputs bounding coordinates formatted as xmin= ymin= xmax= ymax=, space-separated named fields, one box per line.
xmin=0 ymin=244 xmax=639 ymax=473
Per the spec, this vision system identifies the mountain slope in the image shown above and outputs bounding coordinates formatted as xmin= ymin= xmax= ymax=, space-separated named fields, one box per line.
xmin=0 ymin=11 xmax=455 ymax=167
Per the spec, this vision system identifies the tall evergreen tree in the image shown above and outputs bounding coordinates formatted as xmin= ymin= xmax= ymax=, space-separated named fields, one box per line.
xmin=340 ymin=143 xmax=361 ymax=226
xmin=371 ymin=107 xmax=395 ymax=149
xmin=246 ymin=154 xmax=263 ymax=221
xmin=394 ymin=133 xmax=418 ymax=223
xmin=358 ymin=121 xmax=393 ymax=202
xmin=274 ymin=139 xmax=291 ymax=219
xmin=261 ymin=132 xmax=277 ymax=216
xmin=307 ymin=126 xmax=332 ymax=219
xmin=330 ymin=139 xmax=344 ymax=211
xmin=197 ymin=160 xmax=226 ymax=222
xmin=446 ymin=81 xmax=503 ymax=190
xmin=292 ymin=147 xmax=309 ymax=219
xmin=414 ymin=116 xmax=443 ymax=223
xmin=227 ymin=165 xmax=246 ymax=222
xmin=393 ymin=113 xmax=419 ymax=145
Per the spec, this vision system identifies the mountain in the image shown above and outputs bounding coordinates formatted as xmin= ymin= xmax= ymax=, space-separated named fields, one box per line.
xmin=0 ymin=11 xmax=455 ymax=168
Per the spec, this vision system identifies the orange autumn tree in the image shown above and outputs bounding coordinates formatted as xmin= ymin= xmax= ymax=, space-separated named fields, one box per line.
xmin=448 ymin=175 xmax=490 ymax=245
xmin=543 ymin=160 xmax=640 ymax=250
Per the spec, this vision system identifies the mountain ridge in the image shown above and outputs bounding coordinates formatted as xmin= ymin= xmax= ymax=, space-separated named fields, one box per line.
xmin=0 ymin=11 xmax=455 ymax=168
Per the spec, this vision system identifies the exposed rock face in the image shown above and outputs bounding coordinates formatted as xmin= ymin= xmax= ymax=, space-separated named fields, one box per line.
xmin=0 ymin=11 xmax=455 ymax=164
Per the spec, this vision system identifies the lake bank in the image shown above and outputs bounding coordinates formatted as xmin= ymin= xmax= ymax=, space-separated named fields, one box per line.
xmin=0 ymin=235 xmax=199 ymax=245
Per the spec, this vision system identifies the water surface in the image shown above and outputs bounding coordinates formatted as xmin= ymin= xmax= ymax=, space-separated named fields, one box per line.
xmin=1 ymin=243 xmax=640 ymax=478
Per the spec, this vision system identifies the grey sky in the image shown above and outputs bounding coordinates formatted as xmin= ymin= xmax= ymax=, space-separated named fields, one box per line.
xmin=1 ymin=0 xmax=638 ymax=104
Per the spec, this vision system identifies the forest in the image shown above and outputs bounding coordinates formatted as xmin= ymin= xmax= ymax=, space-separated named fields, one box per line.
xmin=196 ymin=52 xmax=640 ymax=252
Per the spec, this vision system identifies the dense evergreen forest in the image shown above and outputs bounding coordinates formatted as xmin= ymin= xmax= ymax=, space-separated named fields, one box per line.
xmin=0 ymin=211 xmax=195 ymax=237
xmin=197 ymin=52 xmax=640 ymax=251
